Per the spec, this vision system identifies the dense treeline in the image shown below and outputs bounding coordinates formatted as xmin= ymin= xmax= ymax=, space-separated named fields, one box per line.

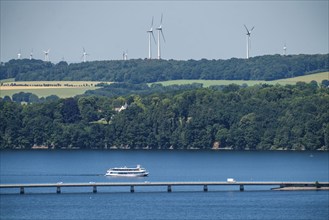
xmin=1 ymin=82 xmax=328 ymax=150
xmin=1 ymin=83 xmax=204 ymax=103
xmin=86 ymin=82 xmax=204 ymax=97
xmin=1 ymin=54 xmax=328 ymax=82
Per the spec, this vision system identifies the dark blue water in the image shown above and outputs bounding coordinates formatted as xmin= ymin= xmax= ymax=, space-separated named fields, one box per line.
xmin=1 ymin=150 xmax=328 ymax=219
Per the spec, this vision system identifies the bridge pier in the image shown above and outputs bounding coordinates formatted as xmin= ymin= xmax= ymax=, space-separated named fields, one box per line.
xmin=56 ymin=186 xmax=61 ymax=194
xmin=203 ymin=185 xmax=208 ymax=192
xmin=315 ymin=181 xmax=320 ymax=189
xmin=240 ymin=185 xmax=244 ymax=191
xmin=20 ymin=187 xmax=24 ymax=194
xmin=130 ymin=186 xmax=135 ymax=193
xmin=167 ymin=185 xmax=172 ymax=192
xmin=93 ymin=186 xmax=97 ymax=193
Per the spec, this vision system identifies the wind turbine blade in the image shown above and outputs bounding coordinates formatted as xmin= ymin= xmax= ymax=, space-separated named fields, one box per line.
xmin=151 ymin=16 xmax=154 ymax=28
xmin=244 ymin=24 xmax=249 ymax=33
xmin=160 ymin=13 xmax=163 ymax=25
xmin=161 ymin=30 xmax=166 ymax=43
xmin=250 ymin=26 xmax=255 ymax=32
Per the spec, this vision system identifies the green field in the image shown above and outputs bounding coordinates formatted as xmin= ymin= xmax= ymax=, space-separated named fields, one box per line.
xmin=0 ymin=78 xmax=15 ymax=83
xmin=155 ymin=72 xmax=329 ymax=87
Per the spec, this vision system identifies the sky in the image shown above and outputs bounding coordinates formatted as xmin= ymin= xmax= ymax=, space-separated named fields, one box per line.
xmin=0 ymin=0 xmax=328 ymax=63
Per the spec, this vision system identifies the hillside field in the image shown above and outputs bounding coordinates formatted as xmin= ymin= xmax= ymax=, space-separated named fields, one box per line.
xmin=155 ymin=72 xmax=329 ymax=87
xmin=0 ymin=72 xmax=328 ymax=98
xmin=275 ymin=71 xmax=329 ymax=83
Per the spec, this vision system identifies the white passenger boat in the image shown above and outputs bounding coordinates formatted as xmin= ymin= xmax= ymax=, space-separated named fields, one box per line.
xmin=105 ymin=165 xmax=149 ymax=177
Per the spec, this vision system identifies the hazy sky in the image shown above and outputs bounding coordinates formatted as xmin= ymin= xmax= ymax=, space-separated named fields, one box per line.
xmin=1 ymin=0 xmax=328 ymax=63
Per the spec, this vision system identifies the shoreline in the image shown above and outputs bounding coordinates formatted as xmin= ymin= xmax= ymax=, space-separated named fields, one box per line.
xmin=1 ymin=147 xmax=328 ymax=152
xmin=272 ymin=186 xmax=329 ymax=191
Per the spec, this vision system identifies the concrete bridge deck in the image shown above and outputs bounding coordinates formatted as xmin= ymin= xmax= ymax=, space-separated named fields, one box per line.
xmin=1 ymin=181 xmax=328 ymax=194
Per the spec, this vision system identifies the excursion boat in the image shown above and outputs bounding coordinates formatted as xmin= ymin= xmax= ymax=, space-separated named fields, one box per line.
xmin=105 ymin=165 xmax=149 ymax=177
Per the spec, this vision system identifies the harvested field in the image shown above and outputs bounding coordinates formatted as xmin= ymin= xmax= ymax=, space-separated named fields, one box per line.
xmin=0 ymin=81 xmax=111 ymax=98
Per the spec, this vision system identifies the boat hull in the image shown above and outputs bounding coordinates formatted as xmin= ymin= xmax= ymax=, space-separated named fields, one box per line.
xmin=105 ymin=172 xmax=149 ymax=177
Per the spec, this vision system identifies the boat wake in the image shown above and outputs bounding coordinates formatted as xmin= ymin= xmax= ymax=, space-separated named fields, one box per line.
xmin=0 ymin=174 xmax=104 ymax=177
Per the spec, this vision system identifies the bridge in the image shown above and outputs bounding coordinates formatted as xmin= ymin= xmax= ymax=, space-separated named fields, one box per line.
xmin=1 ymin=181 xmax=328 ymax=194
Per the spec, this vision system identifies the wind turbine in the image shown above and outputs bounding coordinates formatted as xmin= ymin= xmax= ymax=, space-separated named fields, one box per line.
xmin=123 ymin=50 xmax=128 ymax=60
xmin=156 ymin=14 xmax=166 ymax=60
xmin=283 ymin=43 xmax=287 ymax=56
xmin=147 ymin=16 xmax=156 ymax=59
xmin=244 ymin=25 xmax=254 ymax=59
xmin=81 ymin=47 xmax=89 ymax=62
xmin=43 ymin=49 xmax=50 ymax=62
xmin=17 ymin=50 xmax=21 ymax=59
xmin=30 ymin=49 xmax=33 ymax=60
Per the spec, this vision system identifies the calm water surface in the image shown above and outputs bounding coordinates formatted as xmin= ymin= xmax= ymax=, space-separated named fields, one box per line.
xmin=1 ymin=150 xmax=328 ymax=219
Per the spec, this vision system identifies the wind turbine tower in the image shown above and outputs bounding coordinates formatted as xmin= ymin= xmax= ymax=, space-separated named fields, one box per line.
xmin=82 ymin=47 xmax=89 ymax=62
xmin=147 ymin=17 xmax=156 ymax=59
xmin=244 ymin=25 xmax=254 ymax=59
xmin=30 ymin=49 xmax=33 ymax=60
xmin=123 ymin=50 xmax=128 ymax=60
xmin=283 ymin=43 xmax=287 ymax=56
xmin=17 ymin=50 xmax=21 ymax=59
xmin=43 ymin=49 xmax=50 ymax=62
xmin=156 ymin=14 xmax=166 ymax=60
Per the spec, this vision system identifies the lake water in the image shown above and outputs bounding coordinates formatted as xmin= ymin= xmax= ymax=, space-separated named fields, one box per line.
xmin=1 ymin=150 xmax=328 ymax=219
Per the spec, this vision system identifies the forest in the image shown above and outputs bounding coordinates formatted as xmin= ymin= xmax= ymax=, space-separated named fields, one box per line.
xmin=1 ymin=54 xmax=328 ymax=83
xmin=1 ymin=82 xmax=328 ymax=151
